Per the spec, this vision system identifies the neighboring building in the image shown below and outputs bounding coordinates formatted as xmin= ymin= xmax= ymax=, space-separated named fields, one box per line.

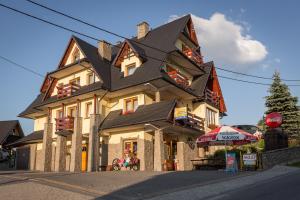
xmin=14 ymin=15 xmax=226 ymax=172
xmin=0 ymin=120 xmax=24 ymax=148
xmin=232 ymin=125 xmax=263 ymax=139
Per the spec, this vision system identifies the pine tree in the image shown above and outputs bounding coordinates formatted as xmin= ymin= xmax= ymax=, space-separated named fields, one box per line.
xmin=265 ymin=72 xmax=300 ymax=138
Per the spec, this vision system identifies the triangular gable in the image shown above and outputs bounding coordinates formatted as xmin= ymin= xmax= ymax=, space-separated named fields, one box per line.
xmin=206 ymin=65 xmax=227 ymax=113
xmin=112 ymin=40 xmax=145 ymax=67
xmin=58 ymin=36 xmax=85 ymax=68
xmin=184 ymin=18 xmax=199 ymax=46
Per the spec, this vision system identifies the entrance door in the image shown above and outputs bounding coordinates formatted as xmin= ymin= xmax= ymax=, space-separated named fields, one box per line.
xmin=166 ymin=140 xmax=177 ymax=170
xmin=81 ymin=144 xmax=87 ymax=171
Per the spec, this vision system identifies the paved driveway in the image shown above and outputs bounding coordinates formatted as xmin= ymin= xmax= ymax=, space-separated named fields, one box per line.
xmin=0 ymin=170 xmax=255 ymax=200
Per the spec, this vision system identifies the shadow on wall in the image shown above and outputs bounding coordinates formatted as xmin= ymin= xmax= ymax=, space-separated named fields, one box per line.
xmin=94 ymin=170 xmax=237 ymax=200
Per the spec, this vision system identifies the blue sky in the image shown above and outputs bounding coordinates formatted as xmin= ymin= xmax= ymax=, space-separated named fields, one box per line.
xmin=0 ymin=0 xmax=299 ymax=134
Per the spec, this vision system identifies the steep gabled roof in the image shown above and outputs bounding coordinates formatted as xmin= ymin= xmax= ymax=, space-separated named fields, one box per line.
xmin=110 ymin=15 xmax=192 ymax=91
xmin=73 ymin=36 xmax=112 ymax=89
xmin=100 ymin=100 xmax=176 ymax=130
xmin=7 ymin=130 xmax=43 ymax=147
xmin=191 ymin=61 xmax=227 ymax=113
xmin=191 ymin=62 xmax=213 ymax=96
xmin=0 ymin=120 xmax=24 ymax=144
xmin=19 ymin=15 xmax=227 ymax=118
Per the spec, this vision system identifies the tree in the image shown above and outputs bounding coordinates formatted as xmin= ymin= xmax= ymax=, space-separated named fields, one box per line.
xmin=265 ymin=72 xmax=300 ymax=138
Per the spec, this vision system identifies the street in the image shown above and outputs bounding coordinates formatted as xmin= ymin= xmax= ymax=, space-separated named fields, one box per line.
xmin=218 ymin=170 xmax=300 ymax=200
xmin=0 ymin=166 xmax=299 ymax=200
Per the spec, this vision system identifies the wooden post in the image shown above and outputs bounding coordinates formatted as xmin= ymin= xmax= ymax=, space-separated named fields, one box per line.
xmin=62 ymin=103 xmax=65 ymax=118
xmin=93 ymin=95 xmax=97 ymax=114
xmin=47 ymin=107 xmax=52 ymax=122
xmin=76 ymin=99 xmax=81 ymax=117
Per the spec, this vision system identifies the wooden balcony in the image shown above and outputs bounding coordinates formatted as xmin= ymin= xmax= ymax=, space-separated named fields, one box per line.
xmin=186 ymin=112 xmax=205 ymax=131
xmin=205 ymin=89 xmax=220 ymax=107
xmin=55 ymin=117 xmax=74 ymax=132
xmin=183 ymin=48 xmax=203 ymax=65
xmin=57 ymin=83 xmax=80 ymax=99
xmin=175 ymin=109 xmax=205 ymax=131
xmin=167 ymin=70 xmax=190 ymax=87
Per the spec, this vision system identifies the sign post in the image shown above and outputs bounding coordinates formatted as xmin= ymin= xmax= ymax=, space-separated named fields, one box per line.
xmin=225 ymin=152 xmax=238 ymax=173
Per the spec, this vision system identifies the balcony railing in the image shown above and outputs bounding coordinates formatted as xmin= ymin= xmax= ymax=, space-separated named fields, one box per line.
xmin=186 ymin=112 xmax=205 ymax=131
xmin=205 ymin=89 xmax=220 ymax=107
xmin=57 ymin=83 xmax=80 ymax=99
xmin=183 ymin=48 xmax=203 ymax=65
xmin=55 ymin=117 xmax=74 ymax=132
xmin=167 ymin=70 xmax=190 ymax=87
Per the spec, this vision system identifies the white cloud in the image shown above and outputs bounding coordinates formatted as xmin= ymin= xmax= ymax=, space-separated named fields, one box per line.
xmin=168 ymin=13 xmax=268 ymax=71
xmin=274 ymin=58 xmax=281 ymax=63
xmin=240 ymin=8 xmax=246 ymax=13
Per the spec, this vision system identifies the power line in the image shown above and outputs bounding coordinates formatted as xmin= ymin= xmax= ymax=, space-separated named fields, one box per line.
xmin=0 ymin=55 xmax=44 ymax=77
xmin=1 ymin=3 xmax=299 ymax=87
xmin=0 ymin=3 xmax=100 ymax=42
xmin=24 ymin=0 xmax=300 ymax=82
xmin=25 ymin=0 xmax=181 ymax=61
xmin=216 ymin=67 xmax=300 ymax=82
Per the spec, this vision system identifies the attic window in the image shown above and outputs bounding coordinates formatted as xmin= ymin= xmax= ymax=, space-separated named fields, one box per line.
xmin=123 ymin=97 xmax=138 ymax=114
xmin=125 ymin=63 xmax=137 ymax=76
xmin=72 ymin=48 xmax=80 ymax=63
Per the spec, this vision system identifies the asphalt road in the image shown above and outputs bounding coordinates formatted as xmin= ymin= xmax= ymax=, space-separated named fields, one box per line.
xmin=218 ymin=170 xmax=300 ymax=200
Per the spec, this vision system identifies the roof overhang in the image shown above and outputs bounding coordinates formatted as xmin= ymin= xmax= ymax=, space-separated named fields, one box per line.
xmin=145 ymin=121 xmax=204 ymax=136
xmin=167 ymin=51 xmax=204 ymax=76
xmin=48 ymin=59 xmax=90 ymax=79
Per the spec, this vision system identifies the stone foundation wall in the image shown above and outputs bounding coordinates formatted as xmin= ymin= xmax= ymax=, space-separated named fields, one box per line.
xmin=108 ymin=143 xmax=122 ymax=165
xmin=35 ymin=149 xmax=43 ymax=171
xmin=261 ymin=146 xmax=300 ymax=169
xmin=177 ymin=136 xmax=198 ymax=171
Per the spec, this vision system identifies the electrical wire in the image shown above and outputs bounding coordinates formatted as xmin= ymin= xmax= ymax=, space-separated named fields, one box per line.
xmin=0 ymin=55 xmax=44 ymax=77
xmin=0 ymin=3 xmax=300 ymax=87
xmin=25 ymin=0 xmax=300 ymax=82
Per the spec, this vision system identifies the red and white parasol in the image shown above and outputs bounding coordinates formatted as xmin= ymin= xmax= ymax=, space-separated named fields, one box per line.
xmin=196 ymin=125 xmax=258 ymax=147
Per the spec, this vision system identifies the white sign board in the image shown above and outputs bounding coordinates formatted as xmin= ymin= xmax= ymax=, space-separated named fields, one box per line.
xmin=217 ymin=132 xmax=245 ymax=141
xmin=243 ymin=153 xmax=257 ymax=166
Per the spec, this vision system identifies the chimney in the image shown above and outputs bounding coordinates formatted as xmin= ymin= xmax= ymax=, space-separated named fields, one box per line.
xmin=137 ymin=21 xmax=149 ymax=39
xmin=98 ymin=40 xmax=111 ymax=61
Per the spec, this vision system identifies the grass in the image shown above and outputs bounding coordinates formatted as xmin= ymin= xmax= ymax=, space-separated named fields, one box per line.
xmin=287 ymin=161 xmax=300 ymax=168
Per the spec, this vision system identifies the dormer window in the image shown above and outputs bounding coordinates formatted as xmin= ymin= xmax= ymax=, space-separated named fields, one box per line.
xmin=123 ymin=97 xmax=138 ymax=114
xmin=72 ymin=48 xmax=80 ymax=63
xmin=87 ymin=72 xmax=94 ymax=85
xmin=125 ymin=63 xmax=137 ymax=76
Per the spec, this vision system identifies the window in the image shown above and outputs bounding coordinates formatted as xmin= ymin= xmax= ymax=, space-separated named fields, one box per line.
xmin=123 ymin=97 xmax=138 ymax=114
xmin=57 ymin=110 xmax=63 ymax=119
xmin=206 ymin=108 xmax=216 ymax=127
xmin=123 ymin=140 xmax=137 ymax=156
xmin=70 ymin=77 xmax=80 ymax=86
xmin=125 ymin=63 xmax=136 ymax=76
xmin=87 ymin=73 xmax=94 ymax=85
xmin=72 ymin=48 xmax=80 ymax=63
xmin=85 ymin=102 xmax=92 ymax=118
xmin=68 ymin=107 xmax=76 ymax=117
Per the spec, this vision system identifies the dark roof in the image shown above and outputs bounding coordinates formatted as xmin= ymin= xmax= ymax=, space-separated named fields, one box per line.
xmin=20 ymin=15 xmax=219 ymax=118
xmin=19 ymin=81 xmax=103 ymax=117
xmin=18 ymin=94 xmax=44 ymax=118
xmin=7 ymin=130 xmax=43 ymax=147
xmin=73 ymin=36 xmax=112 ymax=90
xmin=191 ymin=61 xmax=213 ymax=96
xmin=0 ymin=120 xmax=24 ymax=144
xmin=110 ymin=15 xmax=192 ymax=91
xmin=100 ymin=100 xmax=176 ymax=130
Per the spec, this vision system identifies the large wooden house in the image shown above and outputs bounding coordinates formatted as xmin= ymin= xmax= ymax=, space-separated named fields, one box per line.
xmin=14 ymin=15 xmax=226 ymax=172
